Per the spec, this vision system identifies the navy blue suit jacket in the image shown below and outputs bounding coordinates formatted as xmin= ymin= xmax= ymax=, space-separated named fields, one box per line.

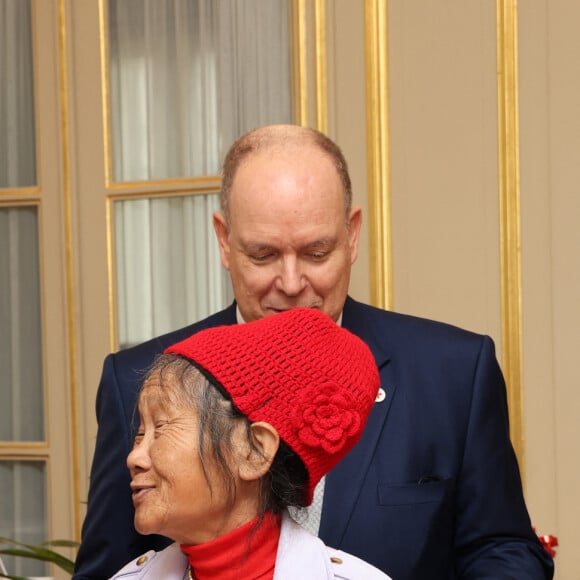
xmin=74 ymin=298 xmax=553 ymax=579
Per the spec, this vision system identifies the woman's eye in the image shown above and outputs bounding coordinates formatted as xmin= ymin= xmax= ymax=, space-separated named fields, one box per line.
xmin=153 ymin=421 xmax=169 ymax=436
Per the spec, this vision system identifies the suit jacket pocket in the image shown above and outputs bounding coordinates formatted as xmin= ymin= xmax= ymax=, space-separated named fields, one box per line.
xmin=340 ymin=479 xmax=456 ymax=578
xmin=377 ymin=478 xmax=452 ymax=506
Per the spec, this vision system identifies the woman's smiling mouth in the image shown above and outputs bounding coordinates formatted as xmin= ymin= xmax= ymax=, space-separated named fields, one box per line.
xmin=131 ymin=484 xmax=154 ymax=505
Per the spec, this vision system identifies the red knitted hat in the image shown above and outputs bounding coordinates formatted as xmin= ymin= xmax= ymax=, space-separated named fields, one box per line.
xmin=165 ymin=308 xmax=380 ymax=505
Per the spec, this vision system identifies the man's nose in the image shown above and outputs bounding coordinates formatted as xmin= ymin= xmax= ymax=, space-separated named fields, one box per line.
xmin=275 ymin=256 xmax=306 ymax=296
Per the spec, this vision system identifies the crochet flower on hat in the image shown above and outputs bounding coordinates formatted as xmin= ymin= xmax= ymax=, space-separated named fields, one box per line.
xmin=293 ymin=382 xmax=361 ymax=454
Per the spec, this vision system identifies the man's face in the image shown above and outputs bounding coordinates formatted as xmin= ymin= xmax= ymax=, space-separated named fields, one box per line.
xmin=214 ymin=145 xmax=361 ymax=323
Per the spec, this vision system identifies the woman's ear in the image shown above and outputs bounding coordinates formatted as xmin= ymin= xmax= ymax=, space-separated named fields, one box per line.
xmin=238 ymin=422 xmax=280 ymax=482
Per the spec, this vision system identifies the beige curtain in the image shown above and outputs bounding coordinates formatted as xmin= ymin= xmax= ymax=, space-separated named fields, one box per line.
xmin=0 ymin=3 xmax=46 ymax=571
xmin=0 ymin=0 xmax=36 ymax=187
xmin=108 ymin=0 xmax=292 ymax=348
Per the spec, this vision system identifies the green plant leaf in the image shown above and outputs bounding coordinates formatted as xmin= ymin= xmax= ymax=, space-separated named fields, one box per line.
xmin=0 ymin=549 xmax=40 ymax=558
xmin=42 ymin=539 xmax=79 ymax=549
xmin=0 ymin=537 xmax=75 ymax=575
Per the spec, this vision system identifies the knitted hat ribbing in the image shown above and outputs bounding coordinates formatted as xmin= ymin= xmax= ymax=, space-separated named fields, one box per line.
xmin=165 ymin=308 xmax=380 ymax=504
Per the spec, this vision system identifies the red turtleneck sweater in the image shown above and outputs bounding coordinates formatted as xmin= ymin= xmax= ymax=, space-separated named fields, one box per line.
xmin=180 ymin=512 xmax=281 ymax=580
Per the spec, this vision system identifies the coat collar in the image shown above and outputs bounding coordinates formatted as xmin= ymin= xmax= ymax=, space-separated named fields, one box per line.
xmin=342 ymin=296 xmax=391 ymax=369
xmin=274 ymin=512 xmax=333 ymax=578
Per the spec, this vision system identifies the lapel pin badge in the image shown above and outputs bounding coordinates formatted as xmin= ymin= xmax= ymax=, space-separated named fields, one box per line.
xmin=375 ymin=387 xmax=386 ymax=403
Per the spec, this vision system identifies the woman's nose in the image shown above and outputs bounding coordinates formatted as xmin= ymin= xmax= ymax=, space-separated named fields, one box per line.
xmin=127 ymin=438 xmax=151 ymax=473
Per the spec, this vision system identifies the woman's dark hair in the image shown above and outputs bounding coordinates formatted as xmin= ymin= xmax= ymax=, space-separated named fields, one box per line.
xmin=136 ymin=354 xmax=309 ymax=518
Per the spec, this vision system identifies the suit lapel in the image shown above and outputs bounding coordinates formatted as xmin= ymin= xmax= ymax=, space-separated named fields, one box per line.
xmin=319 ymin=297 xmax=396 ymax=546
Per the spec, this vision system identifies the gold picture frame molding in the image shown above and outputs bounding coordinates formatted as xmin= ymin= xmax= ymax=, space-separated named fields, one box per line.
xmin=364 ymin=0 xmax=525 ymax=470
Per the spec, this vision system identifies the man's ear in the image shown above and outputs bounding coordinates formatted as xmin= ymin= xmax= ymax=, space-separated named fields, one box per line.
xmin=212 ymin=211 xmax=231 ymax=270
xmin=238 ymin=422 xmax=280 ymax=482
xmin=348 ymin=206 xmax=362 ymax=264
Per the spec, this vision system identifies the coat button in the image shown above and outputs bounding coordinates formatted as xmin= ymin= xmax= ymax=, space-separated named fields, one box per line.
xmin=330 ymin=556 xmax=343 ymax=564
xmin=136 ymin=556 xmax=148 ymax=566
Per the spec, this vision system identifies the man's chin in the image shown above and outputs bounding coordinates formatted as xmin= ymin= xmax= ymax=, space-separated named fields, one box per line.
xmin=265 ymin=303 xmax=322 ymax=313
xmin=241 ymin=304 xmax=321 ymax=321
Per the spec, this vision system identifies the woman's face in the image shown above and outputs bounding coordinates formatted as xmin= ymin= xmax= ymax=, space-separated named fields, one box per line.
xmin=127 ymin=372 xmax=255 ymax=545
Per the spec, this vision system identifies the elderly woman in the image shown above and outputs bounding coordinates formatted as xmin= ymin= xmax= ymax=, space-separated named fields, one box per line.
xmin=109 ymin=308 xmax=390 ymax=579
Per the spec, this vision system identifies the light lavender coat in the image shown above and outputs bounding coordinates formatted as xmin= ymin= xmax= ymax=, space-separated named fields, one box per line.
xmin=109 ymin=512 xmax=391 ymax=579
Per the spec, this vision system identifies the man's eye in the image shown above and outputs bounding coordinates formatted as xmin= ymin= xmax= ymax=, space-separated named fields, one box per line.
xmin=306 ymin=250 xmax=329 ymax=262
xmin=251 ymin=253 xmax=274 ymax=263
xmin=133 ymin=433 xmax=144 ymax=447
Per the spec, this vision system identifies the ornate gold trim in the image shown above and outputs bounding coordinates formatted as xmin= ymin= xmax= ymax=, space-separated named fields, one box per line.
xmin=107 ymin=186 xmax=221 ymax=203
xmin=58 ymin=0 xmax=81 ymax=536
xmin=99 ymin=0 xmax=114 ymax=188
xmin=291 ymin=0 xmax=308 ymax=126
xmin=105 ymin=196 xmax=117 ymax=351
xmin=106 ymin=175 xmax=221 ymax=193
xmin=0 ymin=199 xmax=38 ymax=208
xmin=497 ymin=0 xmax=524 ymax=472
xmin=364 ymin=0 xmax=393 ymax=311
xmin=314 ymin=0 xmax=327 ymax=133
xmin=0 ymin=187 xmax=41 ymax=196
xmin=30 ymin=0 xmax=42 ymax=192
xmin=0 ymin=444 xmax=49 ymax=454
